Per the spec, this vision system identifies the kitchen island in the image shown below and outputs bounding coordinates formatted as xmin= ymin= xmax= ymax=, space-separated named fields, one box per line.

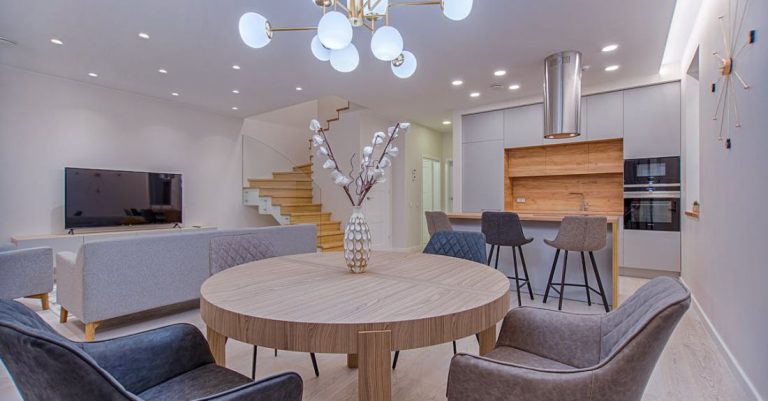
xmin=447 ymin=211 xmax=621 ymax=308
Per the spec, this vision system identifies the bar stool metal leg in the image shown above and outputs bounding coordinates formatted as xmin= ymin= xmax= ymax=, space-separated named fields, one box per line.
xmin=494 ymin=246 xmax=500 ymax=270
xmin=580 ymin=252 xmax=592 ymax=306
xmin=543 ymin=249 xmax=560 ymax=303
xmin=518 ymin=246 xmax=534 ymax=300
xmin=252 ymin=346 xmax=258 ymax=380
xmin=512 ymin=246 xmax=522 ymax=307
xmin=589 ymin=251 xmax=610 ymax=312
xmin=487 ymin=245 xmax=495 ymax=266
xmin=310 ymin=353 xmax=320 ymax=377
xmin=392 ymin=350 xmax=400 ymax=370
xmin=557 ymin=251 xmax=569 ymax=311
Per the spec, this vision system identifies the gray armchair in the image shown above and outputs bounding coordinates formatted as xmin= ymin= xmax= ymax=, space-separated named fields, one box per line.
xmin=446 ymin=277 xmax=690 ymax=401
xmin=0 ymin=299 xmax=303 ymax=401
xmin=0 ymin=244 xmax=53 ymax=309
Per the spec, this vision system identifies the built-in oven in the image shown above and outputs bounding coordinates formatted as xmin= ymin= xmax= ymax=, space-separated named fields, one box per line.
xmin=624 ymin=191 xmax=681 ymax=231
xmin=624 ymin=157 xmax=680 ymax=185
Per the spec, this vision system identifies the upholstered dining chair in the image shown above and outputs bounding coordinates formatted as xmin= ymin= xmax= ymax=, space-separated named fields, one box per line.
xmin=0 ymin=299 xmax=303 ymax=401
xmin=446 ymin=277 xmax=690 ymax=401
xmin=209 ymin=233 xmax=320 ymax=379
xmin=425 ymin=211 xmax=454 ymax=237
xmin=392 ymin=231 xmax=487 ymax=369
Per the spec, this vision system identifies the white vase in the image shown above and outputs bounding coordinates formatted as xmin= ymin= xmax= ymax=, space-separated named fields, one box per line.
xmin=344 ymin=206 xmax=372 ymax=273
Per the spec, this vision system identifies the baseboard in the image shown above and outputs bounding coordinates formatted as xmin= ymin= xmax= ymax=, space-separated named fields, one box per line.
xmin=619 ymin=266 xmax=679 ymax=279
xmin=681 ymin=278 xmax=764 ymax=401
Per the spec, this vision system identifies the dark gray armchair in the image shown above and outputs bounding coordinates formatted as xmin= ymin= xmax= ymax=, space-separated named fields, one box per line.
xmin=0 ymin=299 xmax=303 ymax=401
xmin=447 ymin=277 xmax=690 ymax=401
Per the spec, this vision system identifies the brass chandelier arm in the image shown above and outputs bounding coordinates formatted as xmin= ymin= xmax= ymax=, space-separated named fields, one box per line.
xmin=389 ymin=0 xmax=442 ymax=8
xmin=270 ymin=26 xmax=318 ymax=32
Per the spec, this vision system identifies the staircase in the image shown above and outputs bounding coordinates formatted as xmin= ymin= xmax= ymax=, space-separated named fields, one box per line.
xmin=244 ymin=163 xmax=345 ymax=252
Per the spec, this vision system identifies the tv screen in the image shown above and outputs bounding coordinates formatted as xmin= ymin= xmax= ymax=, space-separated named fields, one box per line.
xmin=65 ymin=168 xmax=182 ymax=229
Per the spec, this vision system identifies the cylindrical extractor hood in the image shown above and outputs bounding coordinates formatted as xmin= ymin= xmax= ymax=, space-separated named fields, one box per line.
xmin=543 ymin=51 xmax=582 ymax=139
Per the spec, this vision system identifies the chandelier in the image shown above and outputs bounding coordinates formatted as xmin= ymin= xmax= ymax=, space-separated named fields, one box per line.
xmin=238 ymin=0 xmax=473 ymax=78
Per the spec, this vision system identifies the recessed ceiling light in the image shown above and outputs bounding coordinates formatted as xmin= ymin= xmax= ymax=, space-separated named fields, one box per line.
xmin=451 ymin=80 xmax=463 ymax=86
xmin=138 ymin=32 xmax=150 ymax=39
xmin=87 ymin=72 xmax=98 ymax=78
xmin=158 ymin=68 xmax=168 ymax=74
xmin=493 ymin=70 xmax=507 ymax=77
xmin=470 ymin=92 xmax=480 ymax=98
xmin=442 ymin=120 xmax=452 ymax=125
xmin=232 ymin=65 xmax=241 ymax=70
xmin=582 ymin=65 xmax=591 ymax=71
xmin=295 ymin=87 xmax=303 ymax=91
xmin=604 ymin=65 xmax=620 ymax=72
xmin=601 ymin=44 xmax=619 ymax=52
xmin=50 ymin=38 xmax=64 ymax=45
xmin=232 ymin=106 xmax=239 ymax=110
xmin=171 ymin=92 xmax=179 ymax=96
xmin=232 ymin=89 xmax=240 ymax=94
xmin=508 ymin=84 xmax=520 ymax=90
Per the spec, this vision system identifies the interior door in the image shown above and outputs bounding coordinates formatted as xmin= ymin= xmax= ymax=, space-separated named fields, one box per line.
xmin=422 ymin=158 xmax=442 ymax=244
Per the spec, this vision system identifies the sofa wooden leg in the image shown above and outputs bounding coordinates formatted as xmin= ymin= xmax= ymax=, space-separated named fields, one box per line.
xmin=27 ymin=294 xmax=50 ymax=310
xmin=60 ymin=308 xmax=69 ymax=323
xmin=85 ymin=322 xmax=101 ymax=342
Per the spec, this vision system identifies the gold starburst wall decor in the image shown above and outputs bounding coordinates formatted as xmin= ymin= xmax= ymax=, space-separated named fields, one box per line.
xmin=711 ymin=0 xmax=756 ymax=147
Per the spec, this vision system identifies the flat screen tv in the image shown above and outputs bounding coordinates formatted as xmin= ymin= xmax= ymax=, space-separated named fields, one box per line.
xmin=65 ymin=167 xmax=182 ymax=229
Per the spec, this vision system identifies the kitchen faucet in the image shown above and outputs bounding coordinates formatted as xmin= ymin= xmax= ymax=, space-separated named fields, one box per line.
xmin=569 ymin=192 xmax=589 ymax=211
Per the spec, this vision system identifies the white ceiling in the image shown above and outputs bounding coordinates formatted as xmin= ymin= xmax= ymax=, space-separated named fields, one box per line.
xmin=0 ymin=0 xmax=676 ymax=132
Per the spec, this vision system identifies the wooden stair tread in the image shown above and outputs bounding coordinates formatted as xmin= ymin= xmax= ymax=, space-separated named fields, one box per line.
xmin=317 ymin=230 xmax=344 ymax=237
xmin=318 ymin=241 xmax=344 ymax=250
xmin=249 ymin=178 xmax=312 ymax=182
xmin=290 ymin=212 xmax=331 ymax=216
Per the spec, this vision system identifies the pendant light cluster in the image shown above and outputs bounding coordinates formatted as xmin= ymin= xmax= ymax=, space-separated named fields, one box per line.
xmin=238 ymin=0 xmax=473 ymax=78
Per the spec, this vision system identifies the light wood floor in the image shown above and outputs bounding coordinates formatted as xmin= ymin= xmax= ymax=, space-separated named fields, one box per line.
xmin=0 ymin=277 xmax=749 ymax=401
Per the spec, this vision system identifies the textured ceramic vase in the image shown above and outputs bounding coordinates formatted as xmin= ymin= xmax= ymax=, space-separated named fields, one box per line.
xmin=344 ymin=206 xmax=372 ymax=273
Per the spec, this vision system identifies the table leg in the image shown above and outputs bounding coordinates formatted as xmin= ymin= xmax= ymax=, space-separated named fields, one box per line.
xmin=358 ymin=330 xmax=392 ymax=401
xmin=477 ymin=325 xmax=496 ymax=356
xmin=206 ymin=326 xmax=227 ymax=366
xmin=347 ymin=353 xmax=358 ymax=368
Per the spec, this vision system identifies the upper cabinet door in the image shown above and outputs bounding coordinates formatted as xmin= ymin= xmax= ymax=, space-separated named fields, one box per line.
xmin=623 ymin=82 xmax=681 ymax=158
xmin=587 ymin=91 xmax=624 ymax=140
xmin=462 ymin=110 xmax=503 ymax=144
xmin=503 ymin=104 xmax=543 ymax=148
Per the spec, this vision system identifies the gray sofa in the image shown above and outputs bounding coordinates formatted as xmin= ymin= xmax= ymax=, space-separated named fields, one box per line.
xmin=0 ymin=243 xmax=54 ymax=310
xmin=56 ymin=225 xmax=316 ymax=340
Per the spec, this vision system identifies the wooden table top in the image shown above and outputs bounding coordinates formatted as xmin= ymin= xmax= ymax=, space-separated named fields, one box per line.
xmin=200 ymin=251 xmax=510 ymax=353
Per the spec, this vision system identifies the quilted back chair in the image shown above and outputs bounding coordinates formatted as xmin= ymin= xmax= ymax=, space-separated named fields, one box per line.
xmin=0 ymin=299 xmax=303 ymax=401
xmin=425 ymin=211 xmax=454 ymax=237
xmin=209 ymin=233 xmax=278 ymax=275
xmin=423 ymin=231 xmax=486 ymax=264
xmin=447 ymin=277 xmax=691 ymax=401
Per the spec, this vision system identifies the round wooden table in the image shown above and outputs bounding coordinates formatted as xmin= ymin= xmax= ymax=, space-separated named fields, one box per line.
xmin=200 ymin=251 xmax=510 ymax=401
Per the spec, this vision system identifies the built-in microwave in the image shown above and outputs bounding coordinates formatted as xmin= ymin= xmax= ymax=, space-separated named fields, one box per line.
xmin=624 ymin=157 xmax=680 ymax=186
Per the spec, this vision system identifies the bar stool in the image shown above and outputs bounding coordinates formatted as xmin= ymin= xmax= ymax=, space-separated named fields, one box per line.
xmin=481 ymin=212 xmax=535 ymax=307
xmin=425 ymin=211 xmax=453 ymax=237
xmin=542 ymin=216 xmax=610 ymax=312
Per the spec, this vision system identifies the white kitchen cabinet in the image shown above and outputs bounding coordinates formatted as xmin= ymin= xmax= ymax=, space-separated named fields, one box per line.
xmin=503 ymin=103 xmax=543 ymax=148
xmin=622 ymin=230 xmax=681 ymax=272
xmin=623 ymin=82 xmax=681 ymax=158
xmin=461 ymin=140 xmax=504 ymax=212
xmin=587 ymin=91 xmax=624 ymax=140
xmin=462 ymin=110 xmax=503 ymax=143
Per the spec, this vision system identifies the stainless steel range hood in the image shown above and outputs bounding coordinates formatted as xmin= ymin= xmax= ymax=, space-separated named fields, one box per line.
xmin=543 ymin=51 xmax=582 ymax=139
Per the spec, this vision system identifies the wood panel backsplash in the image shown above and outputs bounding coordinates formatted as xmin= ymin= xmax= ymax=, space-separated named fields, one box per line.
xmin=504 ymin=139 xmax=624 ymax=213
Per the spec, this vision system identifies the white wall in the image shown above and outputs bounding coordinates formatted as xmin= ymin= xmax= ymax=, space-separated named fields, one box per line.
xmin=0 ymin=65 xmax=271 ymax=241
xmin=680 ymin=0 xmax=767 ymax=399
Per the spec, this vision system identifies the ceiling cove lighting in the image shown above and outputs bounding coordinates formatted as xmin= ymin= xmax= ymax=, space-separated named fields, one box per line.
xmin=451 ymin=79 xmax=463 ymax=86
xmin=138 ymin=32 xmax=150 ymax=39
xmin=604 ymin=65 xmax=620 ymax=72
xmin=238 ymin=0 xmax=473 ymax=76
xmin=601 ymin=44 xmax=618 ymax=52
xmin=50 ymin=38 xmax=64 ymax=45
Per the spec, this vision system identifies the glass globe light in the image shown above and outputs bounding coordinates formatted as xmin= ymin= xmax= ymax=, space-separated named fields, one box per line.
xmin=442 ymin=0 xmax=473 ymax=21
xmin=370 ymin=26 xmax=403 ymax=61
xmin=364 ymin=0 xmax=389 ymax=16
xmin=311 ymin=0 xmax=334 ymax=6
xmin=391 ymin=51 xmax=417 ymax=78
xmin=311 ymin=35 xmax=331 ymax=61
xmin=318 ymin=11 xmax=353 ymax=50
xmin=239 ymin=12 xmax=272 ymax=48
xmin=330 ymin=43 xmax=359 ymax=73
